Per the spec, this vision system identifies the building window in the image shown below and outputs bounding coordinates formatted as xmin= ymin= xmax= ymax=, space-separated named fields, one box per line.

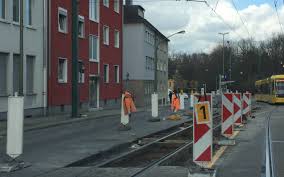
xmin=13 ymin=54 xmax=20 ymax=94
xmin=78 ymin=61 xmax=85 ymax=83
xmin=114 ymin=65 xmax=119 ymax=83
xmin=26 ymin=0 xmax=32 ymax=25
xmin=26 ymin=55 xmax=35 ymax=94
xmin=114 ymin=0 xmax=119 ymax=13
xmin=114 ymin=30 xmax=119 ymax=48
xmin=145 ymin=30 xmax=155 ymax=45
xmin=89 ymin=0 xmax=99 ymax=22
xmin=0 ymin=53 xmax=8 ymax=95
xmin=58 ymin=58 xmax=67 ymax=83
xmin=103 ymin=64 xmax=109 ymax=83
xmin=89 ymin=35 xmax=99 ymax=62
xmin=103 ymin=26 xmax=109 ymax=45
xmin=78 ymin=15 xmax=84 ymax=38
xmin=0 ymin=0 xmax=6 ymax=19
xmin=103 ymin=0 xmax=109 ymax=7
xmin=146 ymin=56 xmax=154 ymax=70
xmin=58 ymin=7 xmax=68 ymax=33
xmin=13 ymin=0 xmax=19 ymax=22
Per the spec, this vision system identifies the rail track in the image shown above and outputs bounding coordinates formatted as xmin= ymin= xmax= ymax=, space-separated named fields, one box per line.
xmin=67 ymin=95 xmax=224 ymax=177
xmin=99 ymin=105 xmax=222 ymax=176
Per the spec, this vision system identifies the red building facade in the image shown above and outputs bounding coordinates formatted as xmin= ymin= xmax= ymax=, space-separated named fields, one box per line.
xmin=48 ymin=0 xmax=123 ymax=113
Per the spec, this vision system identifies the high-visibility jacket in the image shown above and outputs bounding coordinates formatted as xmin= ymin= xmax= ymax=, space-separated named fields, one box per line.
xmin=124 ymin=91 xmax=137 ymax=115
xmin=171 ymin=94 xmax=180 ymax=111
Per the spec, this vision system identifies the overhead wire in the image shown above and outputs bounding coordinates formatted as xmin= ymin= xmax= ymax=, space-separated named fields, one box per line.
xmin=130 ymin=0 xmax=249 ymax=41
xmin=214 ymin=0 xmax=220 ymax=11
xmin=203 ymin=1 xmax=246 ymax=41
xmin=273 ymin=0 xmax=284 ymax=33
xmin=231 ymin=0 xmax=251 ymax=39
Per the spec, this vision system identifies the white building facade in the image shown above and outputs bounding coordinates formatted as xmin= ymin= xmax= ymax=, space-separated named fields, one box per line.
xmin=123 ymin=5 xmax=169 ymax=107
xmin=0 ymin=0 xmax=47 ymax=119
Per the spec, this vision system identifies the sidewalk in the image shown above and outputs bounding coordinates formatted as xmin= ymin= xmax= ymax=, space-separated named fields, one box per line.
xmin=0 ymin=104 xmax=171 ymax=136
xmin=269 ymin=106 xmax=284 ymax=177
xmin=215 ymin=103 xmax=272 ymax=177
xmin=0 ymin=102 xmax=191 ymax=177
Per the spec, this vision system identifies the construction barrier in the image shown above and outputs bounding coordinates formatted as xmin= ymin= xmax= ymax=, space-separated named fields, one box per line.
xmin=242 ymin=92 xmax=251 ymax=117
xmin=233 ymin=93 xmax=242 ymax=125
xmin=193 ymin=94 xmax=213 ymax=166
xmin=222 ymin=93 xmax=234 ymax=137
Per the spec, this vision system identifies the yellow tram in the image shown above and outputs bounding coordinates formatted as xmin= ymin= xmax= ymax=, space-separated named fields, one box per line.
xmin=255 ymin=75 xmax=284 ymax=104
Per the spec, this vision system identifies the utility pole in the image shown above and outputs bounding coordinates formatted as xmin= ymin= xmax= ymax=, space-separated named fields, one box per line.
xmin=154 ymin=39 xmax=158 ymax=93
xmin=227 ymin=41 xmax=232 ymax=81
xmin=218 ymin=32 xmax=229 ymax=78
xmin=19 ymin=0 xmax=24 ymax=96
xmin=71 ymin=0 xmax=79 ymax=117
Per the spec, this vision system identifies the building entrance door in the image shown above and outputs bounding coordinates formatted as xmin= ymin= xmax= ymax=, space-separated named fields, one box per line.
xmin=89 ymin=77 xmax=99 ymax=108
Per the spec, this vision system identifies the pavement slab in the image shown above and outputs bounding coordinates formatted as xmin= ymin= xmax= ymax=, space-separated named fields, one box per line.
xmin=270 ymin=106 xmax=284 ymax=177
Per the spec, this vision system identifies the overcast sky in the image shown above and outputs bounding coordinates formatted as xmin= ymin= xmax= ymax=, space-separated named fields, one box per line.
xmin=133 ymin=0 xmax=284 ymax=54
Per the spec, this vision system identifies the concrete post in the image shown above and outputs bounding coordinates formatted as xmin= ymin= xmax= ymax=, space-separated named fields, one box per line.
xmin=7 ymin=96 xmax=24 ymax=159
xmin=120 ymin=94 xmax=129 ymax=125
xmin=190 ymin=94 xmax=194 ymax=108
xmin=180 ymin=94 xmax=185 ymax=110
xmin=151 ymin=93 xmax=158 ymax=118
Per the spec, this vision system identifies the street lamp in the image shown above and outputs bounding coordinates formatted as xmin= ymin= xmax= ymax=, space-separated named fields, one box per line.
xmin=150 ymin=30 xmax=186 ymax=121
xmin=218 ymin=32 xmax=229 ymax=78
xmin=166 ymin=30 xmax=186 ymax=39
xmin=154 ymin=30 xmax=186 ymax=93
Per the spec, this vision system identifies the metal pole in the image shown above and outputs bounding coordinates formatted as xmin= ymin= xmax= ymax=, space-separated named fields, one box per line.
xmin=71 ymin=0 xmax=79 ymax=117
xmin=218 ymin=32 xmax=229 ymax=78
xmin=19 ymin=0 xmax=24 ymax=96
xmin=154 ymin=42 xmax=158 ymax=93
xmin=222 ymin=35 xmax=225 ymax=76
xmin=229 ymin=46 xmax=232 ymax=81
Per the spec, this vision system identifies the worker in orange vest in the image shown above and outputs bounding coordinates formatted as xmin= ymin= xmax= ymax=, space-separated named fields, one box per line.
xmin=124 ymin=91 xmax=137 ymax=117
xmin=171 ymin=90 xmax=180 ymax=112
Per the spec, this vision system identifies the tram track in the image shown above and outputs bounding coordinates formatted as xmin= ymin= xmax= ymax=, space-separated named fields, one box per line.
xmin=66 ymin=96 xmax=223 ymax=177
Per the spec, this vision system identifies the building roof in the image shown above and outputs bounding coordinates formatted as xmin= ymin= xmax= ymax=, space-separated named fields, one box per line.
xmin=124 ymin=5 xmax=170 ymax=42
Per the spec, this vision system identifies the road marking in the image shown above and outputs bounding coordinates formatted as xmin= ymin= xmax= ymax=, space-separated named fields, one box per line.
xmin=254 ymin=110 xmax=272 ymax=116
xmin=207 ymin=146 xmax=227 ymax=169
xmin=271 ymin=140 xmax=284 ymax=143
xmin=206 ymin=130 xmax=240 ymax=168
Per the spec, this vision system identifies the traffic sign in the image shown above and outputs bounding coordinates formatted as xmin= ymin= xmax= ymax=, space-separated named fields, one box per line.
xmin=195 ymin=101 xmax=211 ymax=124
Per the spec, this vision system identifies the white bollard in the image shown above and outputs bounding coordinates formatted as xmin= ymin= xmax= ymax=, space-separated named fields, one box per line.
xmin=120 ymin=94 xmax=129 ymax=125
xmin=201 ymin=88 xmax=205 ymax=95
xmin=7 ymin=96 xmax=24 ymax=159
xmin=190 ymin=94 xmax=194 ymax=108
xmin=151 ymin=93 xmax=158 ymax=118
xmin=180 ymin=94 xmax=185 ymax=110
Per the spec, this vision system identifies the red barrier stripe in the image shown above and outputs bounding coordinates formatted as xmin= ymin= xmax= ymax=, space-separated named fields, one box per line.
xmin=224 ymin=126 xmax=233 ymax=135
xmin=195 ymin=146 xmax=211 ymax=161
xmin=234 ymin=102 xmax=240 ymax=113
xmin=223 ymin=105 xmax=232 ymax=122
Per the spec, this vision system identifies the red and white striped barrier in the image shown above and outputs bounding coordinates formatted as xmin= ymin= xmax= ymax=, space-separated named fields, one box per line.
xmin=234 ymin=93 xmax=242 ymax=125
xmin=193 ymin=94 xmax=213 ymax=165
xmin=242 ymin=92 xmax=251 ymax=117
xmin=222 ymin=93 xmax=234 ymax=136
